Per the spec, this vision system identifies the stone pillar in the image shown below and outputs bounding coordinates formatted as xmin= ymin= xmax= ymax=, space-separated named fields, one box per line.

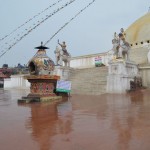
xmin=107 ymin=60 xmax=139 ymax=93
xmin=147 ymin=49 xmax=150 ymax=63
xmin=53 ymin=66 xmax=73 ymax=81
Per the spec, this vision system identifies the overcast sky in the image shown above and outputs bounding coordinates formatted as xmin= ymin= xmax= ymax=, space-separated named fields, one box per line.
xmin=0 ymin=0 xmax=149 ymax=66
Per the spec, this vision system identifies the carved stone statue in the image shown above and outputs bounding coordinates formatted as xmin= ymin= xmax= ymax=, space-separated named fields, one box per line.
xmin=118 ymin=32 xmax=130 ymax=60
xmin=54 ymin=46 xmax=61 ymax=65
xmin=54 ymin=40 xmax=71 ymax=67
xmin=112 ymin=38 xmax=120 ymax=58
xmin=114 ymin=32 xmax=118 ymax=40
xmin=120 ymin=28 xmax=126 ymax=38
xmin=58 ymin=40 xmax=70 ymax=56
xmin=112 ymin=28 xmax=130 ymax=60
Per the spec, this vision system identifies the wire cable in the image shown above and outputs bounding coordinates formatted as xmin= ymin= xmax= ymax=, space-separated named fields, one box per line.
xmin=44 ymin=0 xmax=96 ymax=45
xmin=0 ymin=0 xmax=76 ymax=58
xmin=0 ymin=0 xmax=63 ymax=42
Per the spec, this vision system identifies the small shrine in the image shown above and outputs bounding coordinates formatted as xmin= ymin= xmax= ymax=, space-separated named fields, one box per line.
xmin=18 ymin=42 xmax=61 ymax=103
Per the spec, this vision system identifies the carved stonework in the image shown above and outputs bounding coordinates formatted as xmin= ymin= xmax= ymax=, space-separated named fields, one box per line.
xmin=55 ymin=41 xmax=71 ymax=67
xmin=111 ymin=28 xmax=130 ymax=61
xmin=30 ymin=82 xmax=54 ymax=96
xmin=24 ymin=75 xmax=60 ymax=99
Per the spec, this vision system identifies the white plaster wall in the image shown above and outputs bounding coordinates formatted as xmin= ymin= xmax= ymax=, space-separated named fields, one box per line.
xmin=4 ymin=75 xmax=30 ymax=89
xmin=4 ymin=78 xmax=11 ymax=88
xmin=70 ymin=53 xmax=111 ymax=69
xmin=139 ymin=66 xmax=150 ymax=87
xmin=70 ymin=57 xmax=95 ymax=68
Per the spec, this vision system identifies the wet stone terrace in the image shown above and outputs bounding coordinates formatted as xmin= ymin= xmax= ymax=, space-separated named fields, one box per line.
xmin=0 ymin=89 xmax=150 ymax=150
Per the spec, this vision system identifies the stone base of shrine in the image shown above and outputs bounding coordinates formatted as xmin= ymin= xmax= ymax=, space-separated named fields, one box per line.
xmin=18 ymin=95 xmax=62 ymax=103
xmin=18 ymin=75 xmax=61 ymax=103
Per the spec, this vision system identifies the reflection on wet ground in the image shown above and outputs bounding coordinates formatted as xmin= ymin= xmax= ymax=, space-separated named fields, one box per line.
xmin=0 ymin=89 xmax=150 ymax=150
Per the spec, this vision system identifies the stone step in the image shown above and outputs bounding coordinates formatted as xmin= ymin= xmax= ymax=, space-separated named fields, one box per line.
xmin=69 ymin=67 xmax=108 ymax=95
xmin=71 ymin=90 xmax=106 ymax=95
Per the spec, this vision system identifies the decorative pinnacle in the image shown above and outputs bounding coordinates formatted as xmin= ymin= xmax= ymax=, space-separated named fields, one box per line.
xmin=35 ymin=42 xmax=49 ymax=49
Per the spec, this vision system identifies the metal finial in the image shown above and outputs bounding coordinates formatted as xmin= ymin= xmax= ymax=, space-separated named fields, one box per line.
xmin=35 ymin=42 xmax=49 ymax=49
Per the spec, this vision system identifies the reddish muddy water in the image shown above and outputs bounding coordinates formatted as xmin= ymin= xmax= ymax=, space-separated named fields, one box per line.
xmin=0 ymin=89 xmax=150 ymax=150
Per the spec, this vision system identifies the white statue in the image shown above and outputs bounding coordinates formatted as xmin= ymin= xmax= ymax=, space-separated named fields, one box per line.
xmin=114 ymin=32 xmax=118 ymax=40
xmin=54 ymin=40 xmax=71 ymax=67
xmin=54 ymin=46 xmax=62 ymax=65
xmin=120 ymin=28 xmax=126 ymax=38
xmin=118 ymin=32 xmax=130 ymax=60
xmin=112 ymin=28 xmax=130 ymax=60
xmin=112 ymin=38 xmax=120 ymax=58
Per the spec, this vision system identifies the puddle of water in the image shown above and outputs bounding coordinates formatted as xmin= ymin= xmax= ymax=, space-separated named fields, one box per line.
xmin=0 ymin=89 xmax=150 ymax=150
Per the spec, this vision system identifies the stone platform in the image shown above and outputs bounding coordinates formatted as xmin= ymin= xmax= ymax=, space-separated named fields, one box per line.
xmin=107 ymin=59 xmax=139 ymax=93
xmin=53 ymin=66 xmax=73 ymax=80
